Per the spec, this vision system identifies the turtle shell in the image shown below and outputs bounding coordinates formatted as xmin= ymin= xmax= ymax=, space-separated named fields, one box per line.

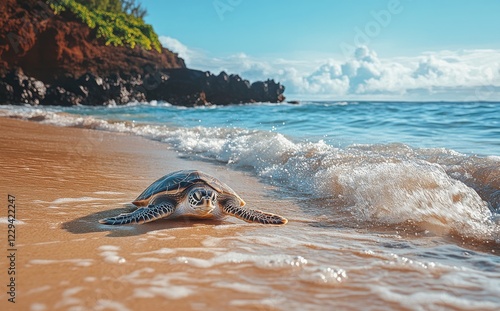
xmin=132 ymin=170 xmax=245 ymax=206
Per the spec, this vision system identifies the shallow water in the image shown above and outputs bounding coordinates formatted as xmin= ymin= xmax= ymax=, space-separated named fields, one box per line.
xmin=1 ymin=102 xmax=500 ymax=310
xmin=49 ymin=101 xmax=500 ymax=155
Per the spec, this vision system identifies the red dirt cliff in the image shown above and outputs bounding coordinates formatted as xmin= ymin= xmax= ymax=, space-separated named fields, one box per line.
xmin=0 ymin=0 xmax=185 ymax=82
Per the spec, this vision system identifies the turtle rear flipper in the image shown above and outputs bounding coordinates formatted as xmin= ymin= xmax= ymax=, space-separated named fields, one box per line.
xmin=99 ymin=195 xmax=176 ymax=225
xmin=221 ymin=199 xmax=288 ymax=225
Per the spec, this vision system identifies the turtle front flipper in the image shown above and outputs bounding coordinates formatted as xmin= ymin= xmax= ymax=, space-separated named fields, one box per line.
xmin=221 ymin=198 xmax=288 ymax=225
xmin=99 ymin=195 xmax=176 ymax=225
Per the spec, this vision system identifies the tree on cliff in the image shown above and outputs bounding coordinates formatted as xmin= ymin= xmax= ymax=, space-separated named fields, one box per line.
xmin=73 ymin=0 xmax=147 ymax=19
xmin=48 ymin=0 xmax=159 ymax=51
xmin=74 ymin=0 xmax=122 ymax=13
xmin=121 ymin=0 xmax=147 ymax=19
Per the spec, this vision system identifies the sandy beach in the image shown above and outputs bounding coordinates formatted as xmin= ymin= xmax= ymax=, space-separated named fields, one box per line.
xmin=0 ymin=117 xmax=297 ymax=310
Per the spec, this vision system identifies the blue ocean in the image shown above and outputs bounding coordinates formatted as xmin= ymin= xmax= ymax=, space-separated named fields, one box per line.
xmin=56 ymin=101 xmax=500 ymax=155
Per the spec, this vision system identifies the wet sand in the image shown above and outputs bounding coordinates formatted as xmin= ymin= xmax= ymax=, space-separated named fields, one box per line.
xmin=0 ymin=117 xmax=297 ymax=310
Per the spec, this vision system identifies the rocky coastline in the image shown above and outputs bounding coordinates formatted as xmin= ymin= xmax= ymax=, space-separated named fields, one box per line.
xmin=0 ymin=0 xmax=285 ymax=107
xmin=0 ymin=67 xmax=285 ymax=107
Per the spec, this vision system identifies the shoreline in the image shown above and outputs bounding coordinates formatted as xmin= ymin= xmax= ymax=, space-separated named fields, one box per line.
xmin=0 ymin=116 xmax=296 ymax=310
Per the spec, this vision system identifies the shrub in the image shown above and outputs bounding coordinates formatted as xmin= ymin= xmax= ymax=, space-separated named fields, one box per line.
xmin=47 ymin=0 xmax=161 ymax=52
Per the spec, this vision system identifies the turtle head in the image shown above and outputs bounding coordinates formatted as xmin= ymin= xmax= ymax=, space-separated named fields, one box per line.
xmin=187 ymin=187 xmax=218 ymax=215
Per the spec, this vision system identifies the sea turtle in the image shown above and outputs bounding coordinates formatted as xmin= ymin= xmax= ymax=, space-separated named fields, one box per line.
xmin=99 ymin=170 xmax=288 ymax=225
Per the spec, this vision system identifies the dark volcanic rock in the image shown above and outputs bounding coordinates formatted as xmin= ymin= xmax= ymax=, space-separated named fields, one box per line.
xmin=2 ymin=68 xmax=46 ymax=105
xmin=0 ymin=68 xmax=285 ymax=106
xmin=148 ymin=69 xmax=285 ymax=106
xmin=251 ymin=80 xmax=286 ymax=103
xmin=44 ymin=85 xmax=82 ymax=106
xmin=0 ymin=81 xmax=15 ymax=104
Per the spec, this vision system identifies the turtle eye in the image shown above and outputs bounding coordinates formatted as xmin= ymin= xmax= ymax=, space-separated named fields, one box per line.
xmin=193 ymin=191 xmax=202 ymax=201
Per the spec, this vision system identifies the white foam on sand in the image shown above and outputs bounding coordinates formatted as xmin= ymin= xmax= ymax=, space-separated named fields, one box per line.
xmin=0 ymin=217 xmax=25 ymax=224
xmin=299 ymin=266 xmax=348 ymax=287
xmin=93 ymin=191 xmax=125 ymax=195
xmin=134 ymin=285 xmax=193 ymax=300
xmin=55 ymin=287 xmax=85 ymax=309
xmin=117 ymin=268 xmax=194 ymax=300
xmin=48 ymin=196 xmax=119 ymax=209
xmin=26 ymin=285 xmax=52 ymax=296
xmin=51 ymin=197 xmax=104 ymax=204
xmin=94 ymin=299 xmax=131 ymax=311
xmin=131 ymin=247 xmax=176 ymax=256
xmin=98 ymin=245 xmax=126 ymax=264
xmin=229 ymin=296 xmax=288 ymax=309
xmin=372 ymin=284 xmax=500 ymax=311
xmin=213 ymin=281 xmax=268 ymax=295
xmin=29 ymin=259 xmax=93 ymax=267
xmin=173 ymin=252 xmax=308 ymax=270
xmin=30 ymin=303 xmax=47 ymax=311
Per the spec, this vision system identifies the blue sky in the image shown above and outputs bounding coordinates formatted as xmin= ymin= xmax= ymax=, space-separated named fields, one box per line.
xmin=140 ymin=0 xmax=500 ymax=100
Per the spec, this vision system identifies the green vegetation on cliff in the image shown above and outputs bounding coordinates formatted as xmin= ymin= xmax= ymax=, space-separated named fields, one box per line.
xmin=47 ymin=0 xmax=161 ymax=52
xmin=72 ymin=0 xmax=148 ymax=19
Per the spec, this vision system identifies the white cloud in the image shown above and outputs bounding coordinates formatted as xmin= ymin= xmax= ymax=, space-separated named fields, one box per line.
xmin=160 ymin=37 xmax=500 ymax=101
xmin=159 ymin=36 xmax=197 ymax=64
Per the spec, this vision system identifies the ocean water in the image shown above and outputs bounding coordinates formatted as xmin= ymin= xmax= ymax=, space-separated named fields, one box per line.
xmin=1 ymin=101 xmax=500 ymax=310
